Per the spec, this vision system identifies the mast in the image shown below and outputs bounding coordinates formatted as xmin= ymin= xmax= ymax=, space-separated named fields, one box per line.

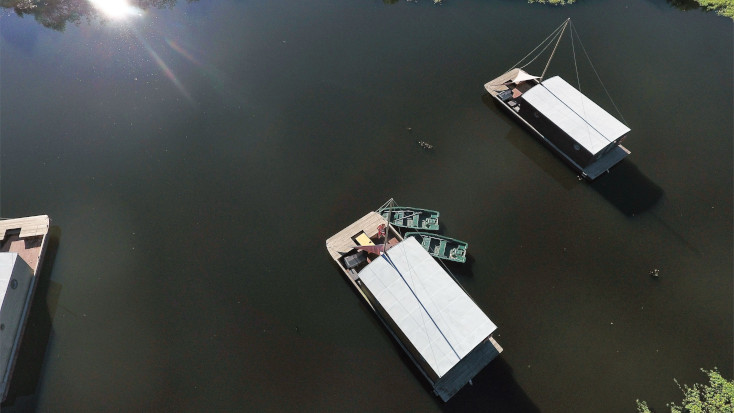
xmin=382 ymin=198 xmax=394 ymax=254
xmin=540 ymin=18 xmax=570 ymax=81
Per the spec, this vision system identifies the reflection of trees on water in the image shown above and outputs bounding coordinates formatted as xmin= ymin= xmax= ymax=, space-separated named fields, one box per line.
xmin=381 ymin=0 xmax=442 ymax=4
xmin=3 ymin=0 xmax=728 ymax=31
xmin=381 ymin=0 xmax=728 ymax=14
xmin=665 ymin=0 xmax=733 ymax=17
xmin=666 ymin=0 xmax=702 ymax=11
xmin=1 ymin=0 xmax=185 ymax=31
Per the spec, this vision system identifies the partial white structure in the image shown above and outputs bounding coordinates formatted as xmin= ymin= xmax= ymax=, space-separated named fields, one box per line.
xmin=0 ymin=215 xmax=50 ymax=402
xmin=0 ymin=254 xmax=35 ymax=393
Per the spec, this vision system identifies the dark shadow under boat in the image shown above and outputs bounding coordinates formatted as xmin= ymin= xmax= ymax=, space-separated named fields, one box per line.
xmin=482 ymin=93 xmax=663 ymax=216
xmin=440 ymin=357 xmax=540 ymax=412
xmin=484 ymin=94 xmax=584 ymax=190
xmin=589 ymin=160 xmax=663 ymax=216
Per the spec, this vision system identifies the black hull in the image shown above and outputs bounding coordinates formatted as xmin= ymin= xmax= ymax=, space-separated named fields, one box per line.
xmin=491 ymin=95 xmax=629 ymax=181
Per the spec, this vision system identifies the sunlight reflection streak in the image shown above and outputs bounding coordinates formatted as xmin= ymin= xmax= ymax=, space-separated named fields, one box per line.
xmin=163 ymin=38 xmax=249 ymax=110
xmin=165 ymin=39 xmax=200 ymax=66
xmin=132 ymin=30 xmax=194 ymax=104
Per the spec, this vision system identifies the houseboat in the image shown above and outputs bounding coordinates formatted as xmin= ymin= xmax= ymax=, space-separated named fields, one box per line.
xmin=484 ymin=19 xmax=631 ymax=180
xmin=326 ymin=210 xmax=501 ymax=401
xmin=0 ymin=215 xmax=50 ymax=402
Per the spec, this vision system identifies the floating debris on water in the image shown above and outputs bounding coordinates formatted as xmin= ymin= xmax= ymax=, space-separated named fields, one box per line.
xmin=418 ymin=140 xmax=434 ymax=150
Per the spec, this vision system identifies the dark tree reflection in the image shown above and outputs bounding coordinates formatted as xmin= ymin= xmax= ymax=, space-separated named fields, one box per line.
xmin=665 ymin=0 xmax=702 ymax=11
xmin=1 ymin=0 xmax=192 ymax=31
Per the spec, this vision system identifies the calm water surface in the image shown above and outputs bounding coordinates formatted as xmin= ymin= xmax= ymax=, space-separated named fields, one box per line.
xmin=1 ymin=0 xmax=731 ymax=411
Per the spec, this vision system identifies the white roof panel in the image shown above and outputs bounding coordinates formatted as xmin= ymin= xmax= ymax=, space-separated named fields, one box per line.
xmin=358 ymin=237 xmax=496 ymax=377
xmin=522 ymin=76 xmax=630 ymax=154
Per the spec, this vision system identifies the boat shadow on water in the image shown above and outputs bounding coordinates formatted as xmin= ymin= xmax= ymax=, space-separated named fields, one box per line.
xmin=440 ymin=357 xmax=539 ymax=412
xmin=481 ymin=93 xmax=583 ymax=190
xmin=1 ymin=226 xmax=62 ymax=409
xmin=347 ymin=283 xmax=537 ymax=411
xmin=359 ymin=304 xmax=537 ymax=410
xmin=481 ymin=94 xmax=663 ymax=216
xmin=330 ymin=244 xmax=534 ymax=410
xmin=589 ymin=160 xmax=663 ymax=216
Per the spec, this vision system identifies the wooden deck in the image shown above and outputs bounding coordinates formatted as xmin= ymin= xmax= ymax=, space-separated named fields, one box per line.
xmin=484 ymin=68 xmax=521 ymax=97
xmin=0 ymin=215 xmax=50 ymax=241
xmin=0 ymin=215 xmax=50 ymax=273
xmin=326 ymin=212 xmax=390 ymax=261
xmin=326 ymin=211 xmax=404 ymax=312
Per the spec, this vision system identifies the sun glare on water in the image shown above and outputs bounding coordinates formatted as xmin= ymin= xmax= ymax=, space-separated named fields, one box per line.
xmin=88 ymin=0 xmax=142 ymax=19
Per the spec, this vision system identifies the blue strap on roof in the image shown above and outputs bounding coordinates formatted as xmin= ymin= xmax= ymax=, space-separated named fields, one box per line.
xmin=381 ymin=252 xmax=461 ymax=362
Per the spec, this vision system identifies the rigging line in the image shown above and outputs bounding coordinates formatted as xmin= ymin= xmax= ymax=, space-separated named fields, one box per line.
xmin=505 ymin=20 xmax=567 ymax=74
xmin=518 ymin=27 xmax=563 ymax=70
xmin=379 ymin=198 xmax=398 ymax=254
xmin=541 ymin=18 xmax=570 ymax=81
xmin=571 ymin=23 xmax=628 ymax=126
xmin=384 ymin=251 xmax=461 ymax=363
xmin=376 ymin=197 xmax=395 ymax=212
xmin=366 ymin=287 xmax=434 ymax=385
xmin=399 ymin=237 xmax=442 ymax=369
xmin=434 ymin=255 xmax=486 ymax=318
xmin=539 ymin=83 xmax=615 ymax=145
xmin=437 ymin=256 xmax=459 ymax=285
xmin=570 ymin=21 xmax=593 ymax=147
xmin=382 ymin=252 xmax=461 ymax=362
xmin=433 ymin=255 xmax=498 ymax=346
xmin=410 ymin=237 xmax=465 ymax=349
xmin=571 ymin=21 xmax=581 ymax=93
xmin=488 ymin=28 xmax=563 ymax=88
xmin=381 ymin=199 xmax=394 ymax=257
xmin=403 ymin=238 xmax=479 ymax=361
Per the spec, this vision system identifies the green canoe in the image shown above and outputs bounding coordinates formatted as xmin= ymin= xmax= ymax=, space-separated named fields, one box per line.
xmin=405 ymin=232 xmax=468 ymax=263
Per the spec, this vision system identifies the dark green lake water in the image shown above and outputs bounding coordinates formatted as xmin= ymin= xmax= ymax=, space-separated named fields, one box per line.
xmin=1 ymin=0 xmax=731 ymax=411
